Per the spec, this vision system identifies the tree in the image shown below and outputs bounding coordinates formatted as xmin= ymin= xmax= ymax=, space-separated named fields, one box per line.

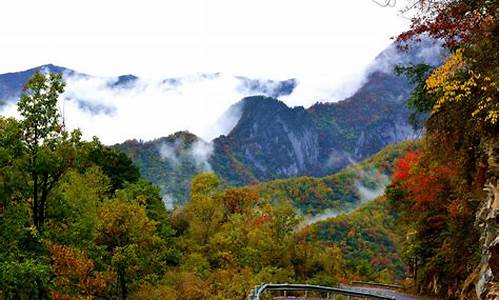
xmin=184 ymin=173 xmax=224 ymax=252
xmin=46 ymin=167 xmax=110 ymax=246
xmin=48 ymin=243 xmax=110 ymax=299
xmin=0 ymin=117 xmax=27 ymax=210
xmin=0 ymin=259 xmax=51 ymax=299
xmin=83 ymin=139 xmax=140 ymax=192
xmin=17 ymin=70 xmax=76 ymax=231
xmin=387 ymin=2 xmax=498 ymax=290
xmin=96 ymin=199 xmax=164 ymax=300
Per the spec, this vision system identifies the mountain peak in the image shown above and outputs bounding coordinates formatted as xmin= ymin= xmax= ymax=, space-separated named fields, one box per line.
xmin=36 ymin=64 xmax=72 ymax=74
xmin=240 ymin=95 xmax=307 ymax=116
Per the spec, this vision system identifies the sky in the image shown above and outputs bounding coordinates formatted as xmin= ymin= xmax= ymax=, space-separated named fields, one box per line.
xmin=0 ymin=0 xmax=412 ymax=144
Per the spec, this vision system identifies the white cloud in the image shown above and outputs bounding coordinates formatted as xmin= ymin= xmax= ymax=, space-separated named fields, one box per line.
xmin=190 ymin=140 xmax=214 ymax=171
xmin=0 ymin=1 xmax=410 ymax=79
xmin=0 ymin=1 xmax=420 ymax=143
xmin=158 ymin=142 xmax=181 ymax=167
xmin=157 ymin=136 xmax=214 ymax=172
xmin=297 ymin=165 xmax=390 ymax=228
xmin=162 ymin=194 xmax=176 ymax=210
xmin=54 ymin=72 xmax=258 ymax=144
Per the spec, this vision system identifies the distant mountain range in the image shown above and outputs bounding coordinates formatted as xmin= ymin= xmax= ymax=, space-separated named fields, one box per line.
xmin=115 ymin=41 xmax=444 ymax=204
xmin=0 ymin=40 xmax=445 ymax=205
xmin=0 ymin=65 xmax=296 ymax=104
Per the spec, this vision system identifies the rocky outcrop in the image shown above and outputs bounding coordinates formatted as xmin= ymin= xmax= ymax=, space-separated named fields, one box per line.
xmin=461 ymin=142 xmax=499 ymax=300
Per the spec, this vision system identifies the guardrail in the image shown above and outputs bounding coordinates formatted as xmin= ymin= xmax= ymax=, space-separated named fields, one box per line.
xmin=349 ymin=281 xmax=402 ymax=290
xmin=248 ymin=283 xmax=397 ymax=300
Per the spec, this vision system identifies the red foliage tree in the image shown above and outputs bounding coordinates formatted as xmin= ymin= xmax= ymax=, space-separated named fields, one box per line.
xmin=49 ymin=244 xmax=110 ymax=299
xmin=396 ymin=0 xmax=497 ymax=49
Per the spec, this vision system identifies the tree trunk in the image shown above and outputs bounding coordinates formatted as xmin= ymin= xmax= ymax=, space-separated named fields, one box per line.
xmin=39 ymin=173 xmax=49 ymax=228
xmin=118 ymin=267 xmax=127 ymax=300
xmin=33 ymin=173 xmax=39 ymax=230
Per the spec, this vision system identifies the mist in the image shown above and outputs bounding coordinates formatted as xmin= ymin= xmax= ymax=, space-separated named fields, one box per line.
xmin=298 ymin=165 xmax=391 ymax=229
xmin=0 ymin=39 xmax=444 ymax=146
xmin=0 ymin=69 xmax=371 ymax=144
xmin=157 ymin=137 xmax=214 ymax=171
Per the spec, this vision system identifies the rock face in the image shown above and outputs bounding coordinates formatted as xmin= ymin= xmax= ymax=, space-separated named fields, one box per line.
xmin=307 ymin=71 xmax=418 ymax=173
xmin=208 ymin=68 xmax=422 ymax=188
xmin=460 ymin=142 xmax=499 ymax=300
xmin=214 ymin=96 xmax=321 ymax=180
xmin=471 ymin=180 xmax=498 ymax=300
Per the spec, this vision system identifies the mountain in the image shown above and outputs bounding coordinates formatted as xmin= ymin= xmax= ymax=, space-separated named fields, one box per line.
xmin=308 ymin=70 xmax=415 ymax=167
xmin=0 ymin=65 xmax=297 ymax=104
xmin=299 ymin=196 xmax=406 ymax=283
xmin=0 ymin=40 xmax=444 ymax=204
xmin=210 ymin=96 xmax=321 ymax=183
xmin=114 ymin=41 xmax=443 ymax=204
xmin=115 ymin=131 xmax=212 ymax=206
xmin=210 ymin=71 xmax=415 ymax=188
xmin=206 ymin=40 xmax=444 ymax=188
xmin=0 ymin=64 xmax=74 ymax=103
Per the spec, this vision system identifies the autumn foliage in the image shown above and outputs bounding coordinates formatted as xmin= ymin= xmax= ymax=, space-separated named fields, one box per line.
xmin=393 ymin=151 xmax=457 ymax=208
xmin=49 ymin=244 xmax=111 ymax=299
xmin=388 ymin=0 xmax=498 ymax=297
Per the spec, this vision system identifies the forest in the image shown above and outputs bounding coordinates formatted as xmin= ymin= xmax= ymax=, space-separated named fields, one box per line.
xmin=0 ymin=0 xmax=498 ymax=299
xmin=385 ymin=0 xmax=499 ymax=298
xmin=0 ymin=82 xmax=408 ymax=298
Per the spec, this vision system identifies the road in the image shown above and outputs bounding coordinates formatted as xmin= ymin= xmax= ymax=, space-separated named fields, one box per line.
xmin=341 ymin=286 xmax=433 ymax=300
xmin=271 ymin=286 xmax=433 ymax=300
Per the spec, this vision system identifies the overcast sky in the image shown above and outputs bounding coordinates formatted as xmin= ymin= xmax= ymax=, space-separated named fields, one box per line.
xmin=0 ymin=0 xmax=412 ymax=144
xmin=1 ymin=0 xmax=409 ymax=79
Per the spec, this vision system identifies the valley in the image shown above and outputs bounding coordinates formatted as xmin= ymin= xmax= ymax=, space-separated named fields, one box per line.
xmin=0 ymin=1 xmax=497 ymax=298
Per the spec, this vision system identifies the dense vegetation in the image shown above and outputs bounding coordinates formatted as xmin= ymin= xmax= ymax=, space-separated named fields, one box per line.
xmin=1 ymin=1 xmax=497 ymax=299
xmin=301 ymin=197 xmax=405 ymax=283
xmin=115 ymin=132 xmax=210 ymax=206
xmin=385 ymin=0 xmax=499 ymax=298
xmin=244 ymin=141 xmax=418 ymax=215
xmin=0 ymin=70 xmax=412 ymax=299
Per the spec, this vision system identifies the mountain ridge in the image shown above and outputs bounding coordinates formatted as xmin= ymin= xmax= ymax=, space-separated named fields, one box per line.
xmin=0 ymin=40 xmax=445 ymax=204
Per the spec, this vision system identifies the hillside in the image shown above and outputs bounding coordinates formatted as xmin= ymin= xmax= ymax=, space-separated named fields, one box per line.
xmin=298 ymin=196 xmax=405 ymax=283
xmin=115 ymin=131 xmax=211 ymax=206
xmin=244 ymin=140 xmax=418 ymax=215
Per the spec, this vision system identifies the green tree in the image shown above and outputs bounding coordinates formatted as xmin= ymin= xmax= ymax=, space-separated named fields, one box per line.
xmin=0 ymin=259 xmax=51 ymax=299
xmin=83 ymin=139 xmax=140 ymax=192
xmin=0 ymin=117 xmax=27 ymax=210
xmin=184 ymin=173 xmax=224 ymax=252
xmin=96 ymin=199 xmax=165 ymax=300
xmin=17 ymin=70 xmax=70 ymax=230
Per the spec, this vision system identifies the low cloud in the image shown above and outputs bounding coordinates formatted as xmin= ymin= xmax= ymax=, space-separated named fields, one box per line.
xmin=1 ymin=70 xmax=299 ymax=145
xmin=352 ymin=165 xmax=390 ymax=203
xmin=355 ymin=182 xmax=386 ymax=202
xmin=157 ymin=137 xmax=214 ymax=171
xmin=162 ymin=194 xmax=175 ymax=210
xmin=158 ymin=142 xmax=181 ymax=167
xmin=367 ymin=38 xmax=445 ymax=75
xmin=299 ymin=166 xmax=390 ymax=229
xmin=1 ymin=38 xmax=444 ymax=145
xmin=297 ymin=209 xmax=339 ymax=231
xmin=190 ymin=140 xmax=214 ymax=171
